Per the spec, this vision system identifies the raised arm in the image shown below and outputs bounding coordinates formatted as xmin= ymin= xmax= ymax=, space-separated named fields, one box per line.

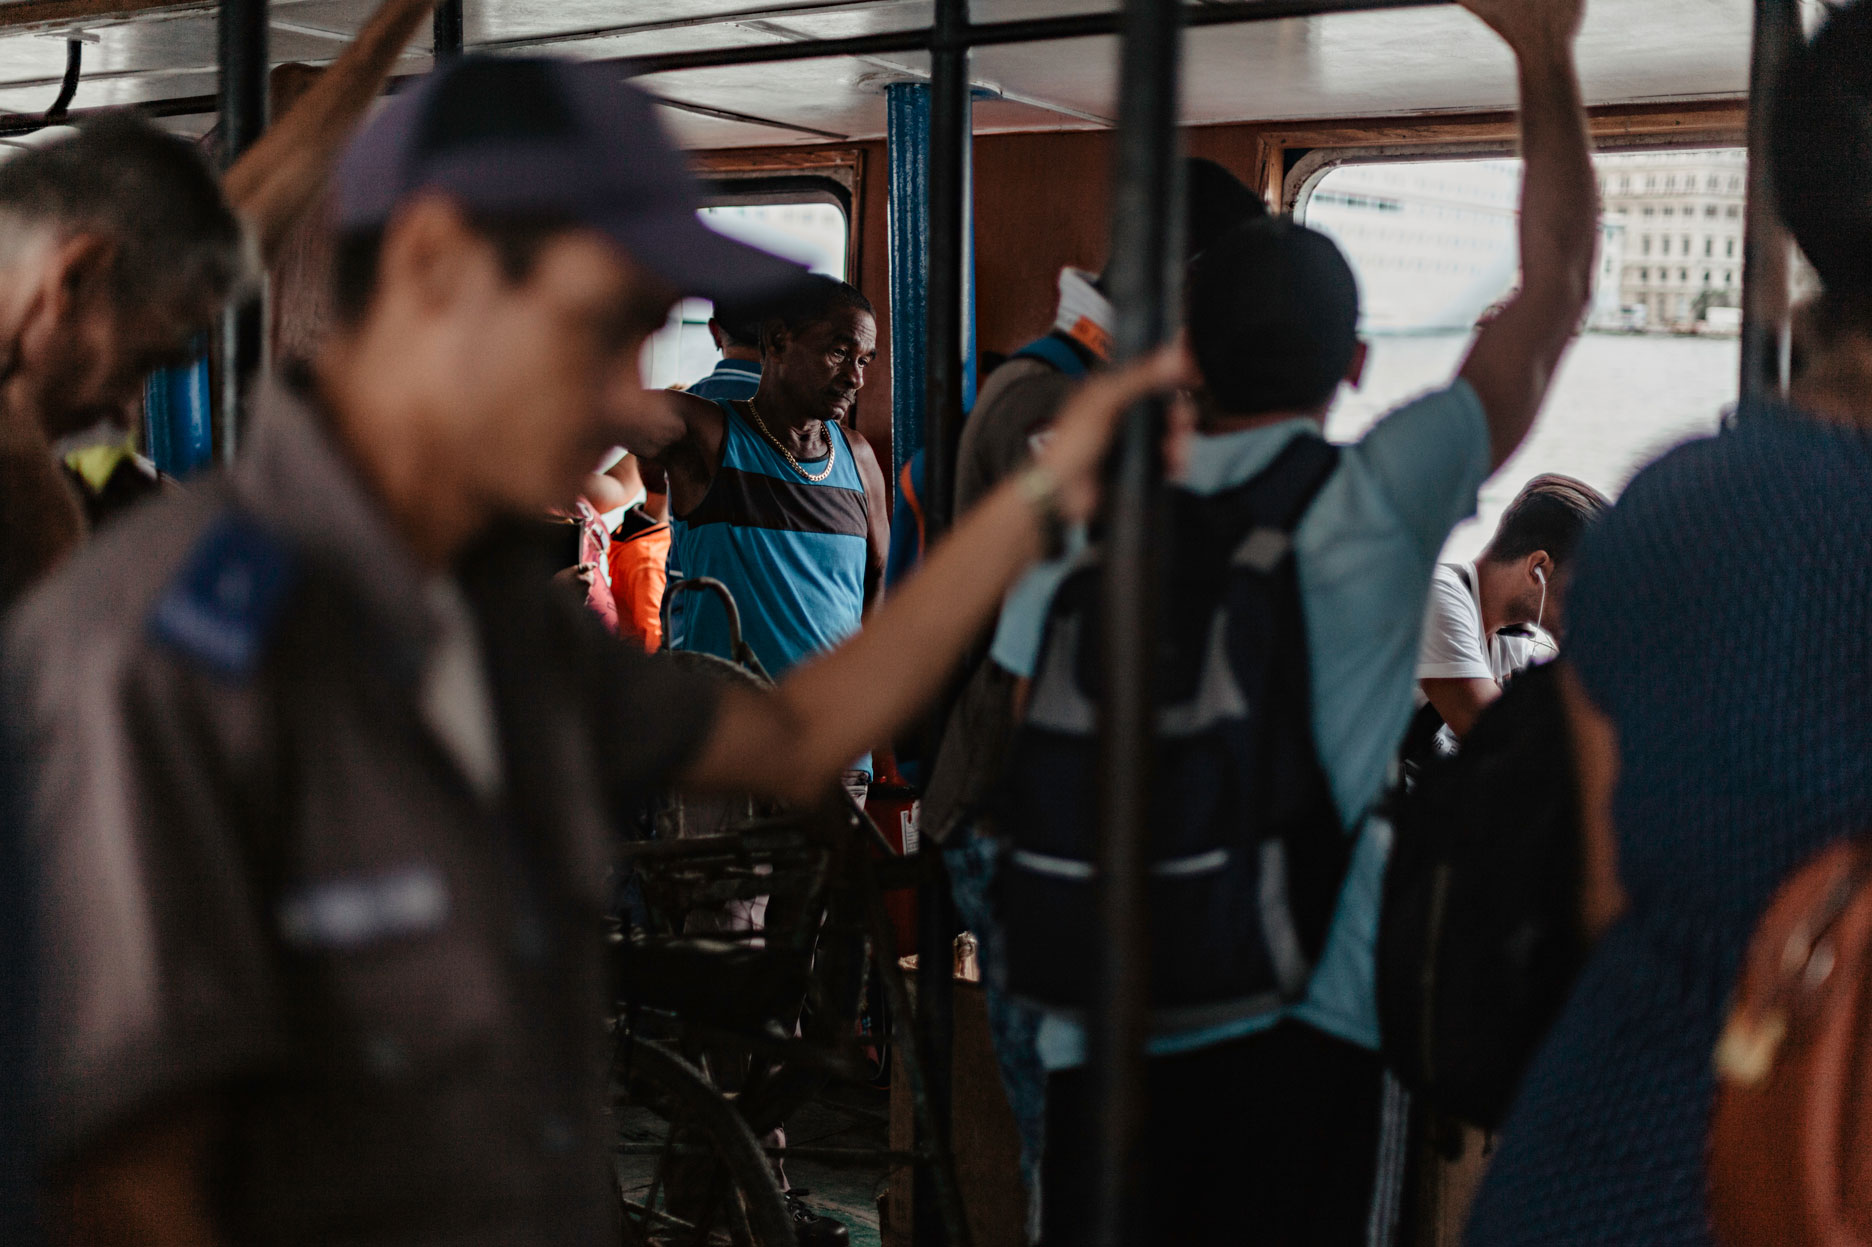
xmin=221 ymin=0 xmax=438 ymax=265
xmin=1457 ymin=0 xmax=1597 ymax=469
xmin=682 ymin=346 xmax=1194 ymax=802
xmin=623 ymin=389 xmax=727 ymax=518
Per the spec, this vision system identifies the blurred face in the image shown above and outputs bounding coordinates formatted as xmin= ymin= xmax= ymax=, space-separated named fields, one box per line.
xmin=765 ymin=306 xmax=876 ymax=423
xmin=432 ymin=225 xmax=677 ymax=516
xmin=10 ymin=238 xmax=213 ymax=440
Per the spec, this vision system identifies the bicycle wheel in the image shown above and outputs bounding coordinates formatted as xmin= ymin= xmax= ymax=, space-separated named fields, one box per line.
xmin=611 ymin=1036 xmax=794 ymax=1247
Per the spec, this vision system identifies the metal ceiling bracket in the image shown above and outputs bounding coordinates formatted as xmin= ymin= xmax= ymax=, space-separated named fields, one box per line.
xmin=433 ymin=0 xmax=461 ymax=63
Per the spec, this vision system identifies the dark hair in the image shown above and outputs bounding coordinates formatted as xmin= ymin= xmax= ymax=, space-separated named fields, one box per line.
xmin=1485 ymin=475 xmax=1610 ymax=568
xmin=1186 ymin=216 xmax=1359 ymax=416
xmin=330 ymin=212 xmax=576 ymax=324
xmin=760 ymin=275 xmax=873 ymax=350
xmin=1772 ymin=0 xmax=1872 ymax=322
xmin=1186 ymin=157 xmax=1268 ymax=262
xmin=711 ymin=297 xmax=765 ymax=349
xmin=0 ymin=113 xmax=244 ymax=313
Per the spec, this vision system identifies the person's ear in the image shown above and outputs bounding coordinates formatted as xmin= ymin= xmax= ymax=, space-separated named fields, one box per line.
xmin=1346 ymin=339 xmax=1369 ymax=390
xmin=707 ymin=318 xmax=727 ymax=352
xmin=764 ymin=320 xmax=790 ymax=360
xmin=379 ymin=195 xmax=482 ymax=315
xmin=1529 ymin=551 xmax=1553 ymax=587
xmin=51 ymin=233 xmax=117 ymax=308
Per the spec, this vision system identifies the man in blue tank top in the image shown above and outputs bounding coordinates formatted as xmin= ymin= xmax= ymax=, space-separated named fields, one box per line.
xmin=642 ymin=275 xmax=890 ymax=694
xmin=630 ymin=275 xmax=889 ymax=1244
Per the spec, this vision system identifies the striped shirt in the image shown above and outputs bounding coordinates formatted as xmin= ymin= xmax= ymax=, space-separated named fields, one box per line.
xmin=668 ymin=399 xmax=869 ymax=683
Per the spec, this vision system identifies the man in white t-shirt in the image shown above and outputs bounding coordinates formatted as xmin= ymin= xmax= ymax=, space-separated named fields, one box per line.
xmin=1416 ymin=473 xmax=1608 ymax=742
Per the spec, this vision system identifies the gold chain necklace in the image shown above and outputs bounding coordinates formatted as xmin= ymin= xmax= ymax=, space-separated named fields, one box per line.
xmin=744 ymin=399 xmax=837 ymax=483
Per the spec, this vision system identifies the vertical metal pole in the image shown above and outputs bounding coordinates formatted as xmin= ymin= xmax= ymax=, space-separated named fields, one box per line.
xmin=433 ymin=0 xmax=463 ymax=62
xmin=1739 ymin=0 xmax=1799 ymax=404
xmin=216 ymin=0 xmax=267 ymax=463
xmin=914 ymin=6 xmax=972 ymax=1245
xmin=923 ymin=0 xmax=970 ymax=540
xmin=1091 ymin=0 xmax=1183 ymax=1244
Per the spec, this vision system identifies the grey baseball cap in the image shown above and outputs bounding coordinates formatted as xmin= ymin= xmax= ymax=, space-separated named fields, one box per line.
xmin=335 ymin=56 xmax=807 ymax=302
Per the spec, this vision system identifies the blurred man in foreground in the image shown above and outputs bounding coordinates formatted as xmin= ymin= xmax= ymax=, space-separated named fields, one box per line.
xmin=7 ymin=57 xmax=1188 ymax=1245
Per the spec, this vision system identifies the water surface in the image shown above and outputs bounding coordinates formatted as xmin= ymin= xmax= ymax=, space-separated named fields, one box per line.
xmin=1325 ymin=331 xmax=1739 ymax=562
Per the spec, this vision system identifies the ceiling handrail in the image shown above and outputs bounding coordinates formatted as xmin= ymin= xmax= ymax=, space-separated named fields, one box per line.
xmin=618 ymin=0 xmax=1454 ymax=76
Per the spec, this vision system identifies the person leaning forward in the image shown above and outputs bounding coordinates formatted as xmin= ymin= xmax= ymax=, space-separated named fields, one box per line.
xmin=0 ymin=0 xmax=442 ymax=612
xmin=4 ymin=57 xmax=1194 ymax=1247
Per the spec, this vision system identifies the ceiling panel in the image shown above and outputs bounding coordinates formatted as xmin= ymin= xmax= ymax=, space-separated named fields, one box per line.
xmin=969 ymin=0 xmax=1758 ymax=129
xmin=0 ymin=0 xmax=1796 ymax=144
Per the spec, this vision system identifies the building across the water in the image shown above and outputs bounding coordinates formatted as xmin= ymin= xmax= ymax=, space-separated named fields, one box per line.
xmin=1303 ymin=148 xmax=1746 ymax=336
xmin=1598 ymin=148 xmax=1747 ymax=333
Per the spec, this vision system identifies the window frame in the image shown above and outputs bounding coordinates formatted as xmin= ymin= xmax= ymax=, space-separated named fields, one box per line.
xmin=638 ymin=168 xmax=858 ymax=393
xmin=690 ymin=147 xmax=864 ymax=285
xmin=697 ymin=174 xmax=856 ymax=281
xmin=1280 ymin=110 xmax=1746 ymax=221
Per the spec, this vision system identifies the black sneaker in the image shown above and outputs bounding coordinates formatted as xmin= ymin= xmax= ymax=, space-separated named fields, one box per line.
xmin=784 ymin=1190 xmax=850 ymax=1247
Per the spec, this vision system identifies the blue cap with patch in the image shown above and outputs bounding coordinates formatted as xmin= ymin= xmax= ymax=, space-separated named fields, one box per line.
xmin=335 ymin=57 xmax=807 ymax=303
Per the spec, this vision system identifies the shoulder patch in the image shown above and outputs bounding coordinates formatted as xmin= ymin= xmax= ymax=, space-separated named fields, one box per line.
xmin=149 ymin=511 xmax=300 ymax=677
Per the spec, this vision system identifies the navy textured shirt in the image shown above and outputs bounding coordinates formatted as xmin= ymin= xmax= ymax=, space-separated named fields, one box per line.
xmin=1468 ymin=402 xmax=1872 ymax=1246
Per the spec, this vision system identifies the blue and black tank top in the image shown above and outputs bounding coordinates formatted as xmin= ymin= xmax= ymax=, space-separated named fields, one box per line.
xmin=667 ymin=399 xmax=869 ymax=680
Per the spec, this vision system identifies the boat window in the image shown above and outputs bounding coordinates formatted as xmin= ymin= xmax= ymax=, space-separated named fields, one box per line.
xmin=639 ymin=191 xmax=850 ymax=392
xmin=1299 ymin=147 xmax=1745 ymax=561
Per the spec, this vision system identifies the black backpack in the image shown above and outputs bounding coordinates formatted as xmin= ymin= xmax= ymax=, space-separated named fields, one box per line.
xmin=1376 ymin=660 xmax=1589 ymax=1130
xmin=998 ymin=437 xmax=1353 ymax=1025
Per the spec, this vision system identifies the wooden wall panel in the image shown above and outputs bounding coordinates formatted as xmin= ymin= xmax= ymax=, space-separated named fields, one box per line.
xmin=972 ymin=129 xmax=1112 ymax=365
xmin=971 ymin=126 xmax=1272 ymax=363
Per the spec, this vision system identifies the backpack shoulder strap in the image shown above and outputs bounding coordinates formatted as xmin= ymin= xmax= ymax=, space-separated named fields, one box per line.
xmin=1207 ymin=435 xmax=1340 ymax=576
xmin=1013 ymin=333 xmax=1092 ymax=379
xmin=1249 ymin=435 xmax=1341 ymax=533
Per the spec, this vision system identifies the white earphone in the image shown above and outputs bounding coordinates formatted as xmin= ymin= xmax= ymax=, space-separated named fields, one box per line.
xmin=1528 ymin=563 xmax=1557 ymax=656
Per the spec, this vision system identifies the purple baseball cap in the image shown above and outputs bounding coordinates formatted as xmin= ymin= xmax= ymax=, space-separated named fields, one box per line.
xmin=335 ymin=57 xmax=807 ymax=302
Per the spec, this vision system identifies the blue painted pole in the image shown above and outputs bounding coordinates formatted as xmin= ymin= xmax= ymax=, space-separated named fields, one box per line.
xmin=886 ymin=82 xmax=929 ymax=491
xmin=144 ymin=345 xmax=214 ymax=478
xmin=884 ymin=81 xmax=975 ymax=491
